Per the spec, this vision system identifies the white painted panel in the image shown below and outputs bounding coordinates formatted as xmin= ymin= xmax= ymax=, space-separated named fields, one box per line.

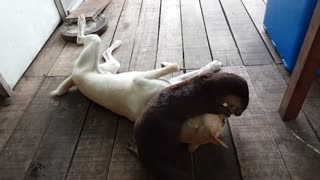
xmin=0 ymin=0 xmax=60 ymax=88
xmin=60 ymin=0 xmax=84 ymax=13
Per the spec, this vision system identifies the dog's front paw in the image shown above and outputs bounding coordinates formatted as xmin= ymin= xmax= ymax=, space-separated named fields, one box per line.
xmin=169 ymin=63 xmax=180 ymax=72
xmin=211 ymin=60 xmax=223 ymax=67
xmin=49 ymin=90 xmax=60 ymax=97
xmin=161 ymin=62 xmax=180 ymax=72
xmin=161 ymin=61 xmax=174 ymax=68
xmin=203 ymin=60 xmax=223 ymax=73
xmin=113 ymin=40 xmax=122 ymax=47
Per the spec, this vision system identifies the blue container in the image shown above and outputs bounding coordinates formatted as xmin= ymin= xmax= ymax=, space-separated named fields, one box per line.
xmin=263 ymin=0 xmax=319 ymax=75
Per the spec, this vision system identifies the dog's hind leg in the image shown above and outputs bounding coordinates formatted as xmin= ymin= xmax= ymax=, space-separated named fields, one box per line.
xmin=137 ymin=63 xmax=180 ymax=80
xmin=169 ymin=60 xmax=223 ymax=84
xmin=50 ymin=76 xmax=75 ymax=96
xmin=100 ymin=40 xmax=122 ymax=74
xmin=131 ymin=64 xmax=180 ymax=89
xmin=102 ymin=40 xmax=121 ymax=62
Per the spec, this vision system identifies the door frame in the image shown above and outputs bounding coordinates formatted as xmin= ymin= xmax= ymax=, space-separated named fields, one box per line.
xmin=0 ymin=73 xmax=12 ymax=97
xmin=54 ymin=0 xmax=84 ymax=19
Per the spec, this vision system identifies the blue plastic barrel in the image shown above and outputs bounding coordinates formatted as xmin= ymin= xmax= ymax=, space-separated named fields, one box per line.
xmin=263 ymin=0 xmax=319 ymax=75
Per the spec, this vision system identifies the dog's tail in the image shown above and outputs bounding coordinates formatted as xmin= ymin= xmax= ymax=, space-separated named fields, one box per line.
xmin=73 ymin=14 xmax=102 ymax=74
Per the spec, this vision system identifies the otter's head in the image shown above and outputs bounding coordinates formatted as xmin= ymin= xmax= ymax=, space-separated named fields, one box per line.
xmin=198 ymin=72 xmax=249 ymax=117
xmin=220 ymin=95 xmax=248 ymax=117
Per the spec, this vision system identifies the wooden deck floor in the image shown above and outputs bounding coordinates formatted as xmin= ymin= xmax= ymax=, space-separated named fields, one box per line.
xmin=1 ymin=0 xmax=320 ymax=179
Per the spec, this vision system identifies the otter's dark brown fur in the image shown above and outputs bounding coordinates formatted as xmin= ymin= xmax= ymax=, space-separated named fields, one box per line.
xmin=134 ymin=72 xmax=249 ymax=180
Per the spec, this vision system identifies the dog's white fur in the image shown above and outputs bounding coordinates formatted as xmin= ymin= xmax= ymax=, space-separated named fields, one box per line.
xmin=51 ymin=15 xmax=227 ymax=152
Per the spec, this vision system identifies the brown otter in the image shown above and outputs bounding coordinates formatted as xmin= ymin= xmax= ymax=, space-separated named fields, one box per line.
xmin=134 ymin=72 xmax=249 ymax=180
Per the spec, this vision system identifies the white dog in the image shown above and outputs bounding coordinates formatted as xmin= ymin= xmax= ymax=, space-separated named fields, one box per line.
xmin=51 ymin=15 xmax=228 ymax=151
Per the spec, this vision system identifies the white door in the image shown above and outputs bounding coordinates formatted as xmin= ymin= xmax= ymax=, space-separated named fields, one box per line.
xmin=0 ymin=0 xmax=61 ymax=90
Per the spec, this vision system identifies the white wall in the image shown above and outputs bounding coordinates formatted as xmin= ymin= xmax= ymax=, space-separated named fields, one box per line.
xmin=0 ymin=0 xmax=60 ymax=88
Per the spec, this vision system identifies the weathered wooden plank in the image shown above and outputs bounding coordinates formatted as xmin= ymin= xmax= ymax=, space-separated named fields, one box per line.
xmin=24 ymin=82 xmax=89 ymax=179
xmin=49 ymin=0 xmax=126 ymax=76
xmin=246 ymin=63 xmax=320 ymax=179
xmin=0 ymin=77 xmax=43 ymax=112
xmin=0 ymin=129 xmax=13 ymax=153
xmin=195 ymin=124 xmax=242 ymax=180
xmin=0 ymin=111 xmax=24 ymax=131
xmin=0 ymin=130 xmax=45 ymax=179
xmin=222 ymin=66 xmax=290 ymax=180
xmin=0 ymin=110 xmax=25 ymax=152
xmin=48 ymin=43 xmax=79 ymax=76
xmin=200 ymin=0 xmax=242 ymax=66
xmin=301 ymin=97 xmax=320 ymax=139
xmin=220 ymin=0 xmax=273 ymax=65
xmin=112 ymin=0 xmax=144 ymax=72
xmin=99 ymin=0 xmax=127 ymax=48
xmin=0 ymin=77 xmax=62 ymax=179
xmin=129 ymin=0 xmax=161 ymax=71
xmin=65 ymin=104 xmax=118 ymax=179
xmin=156 ymin=0 xmax=183 ymax=68
xmin=241 ymin=0 xmax=281 ymax=63
xmin=107 ymin=118 xmax=149 ymax=180
xmin=246 ymin=64 xmax=287 ymax=112
xmin=279 ymin=2 xmax=320 ymax=120
xmin=24 ymin=28 xmax=67 ymax=78
xmin=266 ymin=112 xmax=320 ymax=180
xmin=181 ymin=0 xmax=212 ymax=69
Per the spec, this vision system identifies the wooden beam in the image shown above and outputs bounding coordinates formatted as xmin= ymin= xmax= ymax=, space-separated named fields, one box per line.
xmin=53 ymin=0 xmax=67 ymax=19
xmin=279 ymin=1 xmax=320 ymax=121
xmin=0 ymin=73 xmax=12 ymax=97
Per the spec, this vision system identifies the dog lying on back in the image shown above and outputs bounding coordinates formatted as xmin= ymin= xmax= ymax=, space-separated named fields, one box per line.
xmin=51 ymin=15 xmax=238 ymax=151
xmin=134 ymin=72 xmax=249 ymax=180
